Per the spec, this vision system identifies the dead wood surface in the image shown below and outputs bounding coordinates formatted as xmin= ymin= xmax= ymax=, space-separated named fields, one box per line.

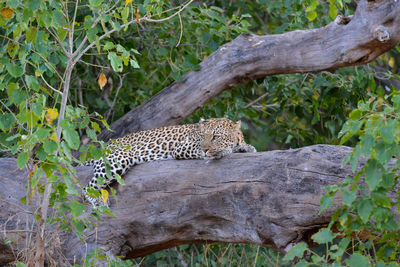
xmin=99 ymin=0 xmax=400 ymax=141
xmin=0 ymin=145 xmax=398 ymax=264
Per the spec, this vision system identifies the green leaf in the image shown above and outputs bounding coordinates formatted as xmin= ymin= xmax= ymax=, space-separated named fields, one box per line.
xmin=17 ymin=151 xmax=28 ymax=169
xmin=319 ymin=194 xmax=333 ymax=213
xmin=52 ymin=10 xmax=63 ymax=26
xmin=380 ymin=123 xmax=394 ymax=144
xmin=311 ymin=228 xmax=336 ymax=244
xmin=86 ymin=128 xmax=97 ymax=141
xmin=103 ymin=41 xmax=114 ymax=50
xmin=89 ymin=0 xmax=103 ymax=7
xmin=345 ymin=253 xmax=370 ymax=267
xmin=25 ymin=75 xmax=40 ymax=91
xmin=89 ymin=145 xmax=102 ymax=160
xmin=107 ymin=52 xmax=123 ymax=72
xmin=360 ymin=134 xmax=374 ymax=157
xmin=91 ymin=121 xmax=101 ymax=132
xmin=115 ymin=173 xmax=125 ymax=185
xmin=16 ymin=262 xmax=27 ymax=267
xmin=34 ymin=128 xmax=50 ymax=140
xmin=7 ymin=43 xmax=19 ymax=59
xmin=357 ymin=199 xmax=373 ymax=223
xmin=307 ymin=11 xmax=317 ymax=21
xmin=63 ymin=128 xmax=80 ymax=150
xmin=28 ymin=0 xmax=41 ymax=11
xmin=71 ymin=219 xmax=86 ymax=237
xmin=283 ymin=243 xmax=308 ymax=261
xmin=0 ymin=113 xmax=16 ymax=130
xmin=6 ymin=63 xmax=24 ymax=78
xmin=375 ymin=141 xmax=393 ymax=168
xmin=69 ymin=200 xmax=86 ymax=217
xmin=329 ymin=4 xmax=338 ymax=20
xmin=130 ymin=59 xmax=140 ymax=69
xmin=342 ymin=188 xmax=356 ymax=206
xmin=43 ymin=139 xmax=58 ymax=154
xmin=364 ymin=159 xmax=383 ymax=190
xmin=57 ymin=27 xmax=68 ymax=42
xmin=305 ymin=0 xmax=318 ymax=12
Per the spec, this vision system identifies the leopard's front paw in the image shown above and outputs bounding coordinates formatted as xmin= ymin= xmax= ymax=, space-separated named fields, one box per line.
xmin=233 ymin=144 xmax=256 ymax=153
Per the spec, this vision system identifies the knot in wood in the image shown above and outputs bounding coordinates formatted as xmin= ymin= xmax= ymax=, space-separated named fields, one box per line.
xmin=374 ymin=26 xmax=390 ymax=42
xmin=334 ymin=15 xmax=353 ymax=25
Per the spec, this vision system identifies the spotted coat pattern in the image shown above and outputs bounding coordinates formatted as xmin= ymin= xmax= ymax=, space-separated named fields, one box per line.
xmin=84 ymin=118 xmax=256 ymax=208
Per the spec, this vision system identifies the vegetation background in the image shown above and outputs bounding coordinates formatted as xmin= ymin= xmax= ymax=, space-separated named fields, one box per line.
xmin=0 ymin=0 xmax=399 ymax=265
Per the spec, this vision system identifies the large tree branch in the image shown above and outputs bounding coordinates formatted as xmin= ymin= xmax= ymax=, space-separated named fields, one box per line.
xmin=99 ymin=0 xmax=400 ymax=141
xmin=0 ymin=145 xmax=398 ymax=264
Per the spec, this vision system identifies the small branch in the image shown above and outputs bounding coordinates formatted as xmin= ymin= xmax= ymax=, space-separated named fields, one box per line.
xmin=69 ymin=0 xmax=79 ymax=54
xmin=39 ymin=74 xmax=62 ymax=95
xmin=0 ymin=99 xmax=29 ymax=132
xmin=175 ymin=12 xmax=183 ymax=47
xmin=245 ymin=92 xmax=269 ymax=108
xmin=104 ymin=73 xmax=127 ymax=121
xmin=45 ymin=27 xmax=69 ymax=57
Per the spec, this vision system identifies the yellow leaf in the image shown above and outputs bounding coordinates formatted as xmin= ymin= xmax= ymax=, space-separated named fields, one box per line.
xmin=101 ymin=189 xmax=109 ymax=204
xmin=389 ymin=57 xmax=395 ymax=68
xmin=125 ymin=0 xmax=132 ymax=6
xmin=29 ymin=165 xmax=38 ymax=179
xmin=49 ymin=133 xmax=58 ymax=141
xmin=135 ymin=7 xmax=140 ymax=23
xmin=0 ymin=7 xmax=14 ymax=19
xmin=45 ymin=108 xmax=59 ymax=125
xmin=98 ymin=72 xmax=107 ymax=89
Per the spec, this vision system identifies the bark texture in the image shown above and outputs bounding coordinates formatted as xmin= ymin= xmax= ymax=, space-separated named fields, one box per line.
xmin=0 ymin=145 xmax=398 ymax=264
xmin=99 ymin=0 xmax=400 ymax=141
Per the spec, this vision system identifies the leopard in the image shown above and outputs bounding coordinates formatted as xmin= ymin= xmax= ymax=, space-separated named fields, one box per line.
xmin=83 ymin=118 xmax=256 ymax=208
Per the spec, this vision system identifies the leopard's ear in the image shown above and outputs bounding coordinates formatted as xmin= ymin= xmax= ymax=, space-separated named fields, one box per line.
xmin=198 ymin=118 xmax=205 ymax=131
xmin=235 ymin=120 xmax=241 ymax=129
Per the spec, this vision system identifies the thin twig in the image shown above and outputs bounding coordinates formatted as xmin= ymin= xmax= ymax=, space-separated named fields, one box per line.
xmin=3 ymin=230 xmax=36 ymax=233
xmin=105 ymin=73 xmax=127 ymax=121
xmin=0 ymin=99 xmax=28 ymax=132
xmin=78 ymin=59 xmax=110 ymax=69
xmin=245 ymin=92 xmax=269 ymax=108
xmin=70 ymin=0 xmax=79 ymax=54
xmin=176 ymin=12 xmax=183 ymax=47
xmin=40 ymin=74 xmax=63 ymax=95
xmin=45 ymin=27 xmax=69 ymax=56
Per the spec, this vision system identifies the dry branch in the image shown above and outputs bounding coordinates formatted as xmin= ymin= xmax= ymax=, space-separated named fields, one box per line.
xmin=99 ymin=0 xmax=400 ymax=141
xmin=0 ymin=145 xmax=398 ymax=264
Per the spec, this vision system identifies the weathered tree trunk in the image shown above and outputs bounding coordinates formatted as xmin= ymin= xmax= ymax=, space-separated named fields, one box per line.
xmin=99 ymin=0 xmax=400 ymax=141
xmin=0 ymin=145 xmax=398 ymax=264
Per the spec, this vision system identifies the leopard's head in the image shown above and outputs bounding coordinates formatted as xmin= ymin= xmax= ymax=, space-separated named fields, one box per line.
xmin=198 ymin=118 xmax=245 ymax=158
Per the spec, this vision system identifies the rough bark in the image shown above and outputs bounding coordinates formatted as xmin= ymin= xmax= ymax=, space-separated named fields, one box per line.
xmin=0 ymin=145 xmax=398 ymax=264
xmin=99 ymin=0 xmax=400 ymax=141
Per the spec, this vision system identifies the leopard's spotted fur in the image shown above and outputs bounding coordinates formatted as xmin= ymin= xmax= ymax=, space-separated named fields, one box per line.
xmin=84 ymin=118 xmax=256 ymax=208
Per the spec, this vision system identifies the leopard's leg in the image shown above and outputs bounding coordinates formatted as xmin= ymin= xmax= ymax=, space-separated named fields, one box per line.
xmin=209 ymin=148 xmax=234 ymax=160
xmin=233 ymin=144 xmax=256 ymax=153
xmin=206 ymin=144 xmax=256 ymax=160
xmin=84 ymin=151 xmax=133 ymax=209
